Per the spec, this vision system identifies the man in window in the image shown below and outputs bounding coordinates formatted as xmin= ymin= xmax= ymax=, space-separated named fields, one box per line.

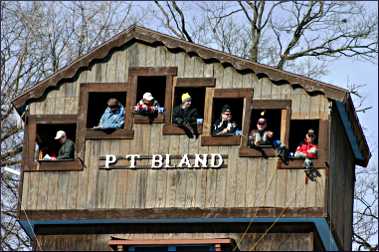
xmin=293 ymin=129 xmax=320 ymax=181
xmin=172 ymin=92 xmax=200 ymax=138
xmin=134 ymin=92 xmax=161 ymax=118
xmin=54 ymin=130 xmax=75 ymax=160
xmin=248 ymin=115 xmax=289 ymax=163
xmin=212 ymin=104 xmax=239 ymax=136
xmin=94 ymin=98 xmax=125 ymax=129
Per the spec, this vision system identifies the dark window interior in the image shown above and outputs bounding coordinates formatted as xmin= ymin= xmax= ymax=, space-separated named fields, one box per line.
xmin=289 ymin=119 xmax=319 ymax=152
xmin=250 ymin=109 xmax=282 ymax=144
xmin=36 ymin=123 xmax=76 ymax=159
xmin=211 ymin=98 xmax=244 ymax=131
xmin=86 ymin=92 xmax=126 ymax=128
xmin=136 ymin=76 xmax=166 ymax=108
xmin=173 ymin=87 xmax=206 ymax=121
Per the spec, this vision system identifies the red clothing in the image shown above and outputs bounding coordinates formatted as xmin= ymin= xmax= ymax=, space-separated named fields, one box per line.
xmin=296 ymin=142 xmax=318 ymax=159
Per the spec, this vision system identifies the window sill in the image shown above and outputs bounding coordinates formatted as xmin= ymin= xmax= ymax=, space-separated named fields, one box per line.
xmin=162 ymin=124 xmax=203 ymax=135
xmin=201 ymin=135 xmax=241 ymax=146
xmin=239 ymin=146 xmax=277 ymax=157
xmin=85 ymin=128 xmax=134 ymax=139
xmin=277 ymin=159 xmax=327 ymax=169
xmin=133 ymin=113 xmax=165 ymax=124
xmin=25 ymin=159 xmax=83 ymax=172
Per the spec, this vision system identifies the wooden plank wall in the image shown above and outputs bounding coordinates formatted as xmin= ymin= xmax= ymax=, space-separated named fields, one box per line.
xmin=23 ymin=42 xmax=329 ymax=211
xmin=328 ymin=108 xmax=355 ymax=251
xmin=36 ymin=232 xmax=314 ymax=251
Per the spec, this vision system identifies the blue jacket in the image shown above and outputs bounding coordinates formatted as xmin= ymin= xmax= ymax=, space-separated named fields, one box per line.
xmin=99 ymin=104 xmax=125 ymax=129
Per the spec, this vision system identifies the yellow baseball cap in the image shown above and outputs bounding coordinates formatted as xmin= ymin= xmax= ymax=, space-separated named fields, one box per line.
xmin=181 ymin=93 xmax=191 ymax=102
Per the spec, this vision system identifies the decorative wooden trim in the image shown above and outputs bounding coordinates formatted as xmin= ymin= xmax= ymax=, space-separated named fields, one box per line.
xmin=128 ymin=66 xmax=177 ymax=76
xmin=277 ymin=159 xmax=327 ymax=169
xmin=176 ymin=77 xmax=216 ymax=87
xmin=24 ymin=159 xmax=82 ymax=172
xmin=77 ymin=83 xmax=129 ymax=158
xmin=19 ymin=207 xmax=326 ymax=221
xmin=85 ymin=129 xmax=134 ymax=140
xmin=201 ymin=136 xmax=241 ymax=146
xmin=133 ymin=113 xmax=165 ymax=124
xmin=24 ymin=115 xmax=83 ymax=172
xmin=239 ymin=146 xmax=277 ymax=157
xmin=214 ymin=88 xmax=253 ymax=98
xmin=251 ymin=100 xmax=291 ymax=110
xmin=162 ymin=124 xmax=203 ymax=135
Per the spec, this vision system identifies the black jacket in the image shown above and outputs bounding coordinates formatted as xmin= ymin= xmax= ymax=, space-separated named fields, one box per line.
xmin=212 ymin=119 xmax=238 ymax=136
xmin=172 ymin=105 xmax=199 ymax=125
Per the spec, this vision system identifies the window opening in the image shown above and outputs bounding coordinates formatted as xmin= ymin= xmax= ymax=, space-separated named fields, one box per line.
xmin=35 ymin=123 xmax=76 ymax=161
xmin=173 ymin=87 xmax=206 ymax=121
xmin=86 ymin=92 xmax=126 ymax=128
xmin=249 ymin=109 xmax=282 ymax=147
xmin=288 ymin=120 xmax=319 ymax=153
xmin=136 ymin=76 xmax=166 ymax=109
xmin=211 ymin=98 xmax=243 ymax=136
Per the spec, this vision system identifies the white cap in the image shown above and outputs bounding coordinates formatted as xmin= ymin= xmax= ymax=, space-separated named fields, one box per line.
xmin=54 ymin=130 xmax=66 ymax=140
xmin=142 ymin=92 xmax=154 ymax=101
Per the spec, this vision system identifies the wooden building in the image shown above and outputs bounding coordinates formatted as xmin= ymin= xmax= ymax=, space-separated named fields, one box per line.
xmin=13 ymin=26 xmax=370 ymax=251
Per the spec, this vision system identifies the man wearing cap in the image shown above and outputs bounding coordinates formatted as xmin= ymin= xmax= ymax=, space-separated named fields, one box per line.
xmin=248 ymin=115 xmax=289 ymax=163
xmin=95 ymin=98 xmax=125 ymax=129
xmin=54 ymin=130 xmax=75 ymax=160
xmin=172 ymin=92 xmax=200 ymax=138
xmin=212 ymin=104 xmax=238 ymax=136
xmin=294 ymin=129 xmax=319 ymax=180
xmin=134 ymin=92 xmax=160 ymax=116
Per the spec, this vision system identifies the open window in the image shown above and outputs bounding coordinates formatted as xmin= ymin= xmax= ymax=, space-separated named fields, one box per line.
xmin=126 ymin=67 xmax=177 ymax=124
xmin=201 ymin=88 xmax=253 ymax=146
xmin=24 ymin=115 xmax=82 ymax=172
xmin=278 ymin=119 xmax=328 ymax=169
xmin=86 ymin=92 xmax=127 ymax=128
xmin=108 ymin=238 xmax=237 ymax=252
xmin=162 ymin=77 xmax=215 ymax=135
xmin=239 ymin=100 xmax=291 ymax=157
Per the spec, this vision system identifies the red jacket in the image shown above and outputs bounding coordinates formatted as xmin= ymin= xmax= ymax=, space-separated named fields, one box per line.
xmin=296 ymin=142 xmax=318 ymax=159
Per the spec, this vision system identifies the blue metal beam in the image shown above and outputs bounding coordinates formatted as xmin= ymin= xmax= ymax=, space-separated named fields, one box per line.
xmin=19 ymin=217 xmax=339 ymax=251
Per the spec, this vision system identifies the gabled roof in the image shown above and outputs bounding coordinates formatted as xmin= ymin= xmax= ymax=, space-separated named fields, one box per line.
xmin=11 ymin=25 xmax=370 ymax=166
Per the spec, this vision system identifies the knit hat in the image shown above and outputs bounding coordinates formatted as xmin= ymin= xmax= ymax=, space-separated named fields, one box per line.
xmin=181 ymin=93 xmax=191 ymax=102
xmin=221 ymin=104 xmax=232 ymax=113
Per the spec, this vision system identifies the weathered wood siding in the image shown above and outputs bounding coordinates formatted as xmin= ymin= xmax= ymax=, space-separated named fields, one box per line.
xmin=23 ymin=42 xmax=329 ymax=211
xmin=327 ymin=106 xmax=355 ymax=250
xmin=36 ymin=232 xmax=314 ymax=251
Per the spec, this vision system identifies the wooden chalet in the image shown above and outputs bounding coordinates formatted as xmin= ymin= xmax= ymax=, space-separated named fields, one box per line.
xmin=13 ymin=25 xmax=371 ymax=251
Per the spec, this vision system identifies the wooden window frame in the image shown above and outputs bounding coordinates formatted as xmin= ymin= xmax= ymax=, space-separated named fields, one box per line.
xmin=23 ymin=115 xmax=82 ymax=172
xmin=108 ymin=238 xmax=236 ymax=252
xmin=201 ymin=88 xmax=253 ymax=146
xmin=126 ymin=67 xmax=177 ymax=125
xmin=239 ymin=100 xmax=291 ymax=157
xmin=277 ymin=119 xmax=329 ymax=169
xmin=162 ymin=77 xmax=216 ymax=135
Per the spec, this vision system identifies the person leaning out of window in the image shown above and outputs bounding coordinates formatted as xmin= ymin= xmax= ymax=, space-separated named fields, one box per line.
xmin=212 ymin=104 xmax=239 ymax=136
xmin=172 ymin=92 xmax=200 ymax=139
xmin=94 ymin=98 xmax=125 ymax=129
xmin=54 ymin=130 xmax=75 ymax=160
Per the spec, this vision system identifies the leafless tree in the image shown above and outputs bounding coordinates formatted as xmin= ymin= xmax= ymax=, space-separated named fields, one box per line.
xmin=152 ymin=1 xmax=377 ymax=78
xmin=1 ymin=1 xmax=143 ymax=250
